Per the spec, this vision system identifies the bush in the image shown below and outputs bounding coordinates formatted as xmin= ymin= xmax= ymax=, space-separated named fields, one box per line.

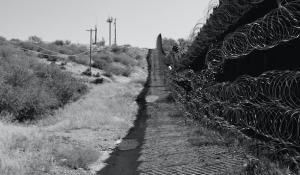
xmin=113 ymin=55 xmax=137 ymax=67
xmin=33 ymin=64 xmax=87 ymax=105
xmin=17 ymin=42 xmax=36 ymax=52
xmin=69 ymin=44 xmax=88 ymax=55
xmin=64 ymin=40 xmax=71 ymax=45
xmin=111 ymin=46 xmax=123 ymax=53
xmin=92 ymin=57 xmax=109 ymax=70
xmin=0 ymin=45 xmax=15 ymax=58
xmin=28 ymin=36 xmax=43 ymax=44
xmin=53 ymin=40 xmax=64 ymax=46
xmin=47 ymin=55 xmax=59 ymax=62
xmin=135 ymin=55 xmax=143 ymax=60
xmin=0 ymin=55 xmax=87 ymax=122
xmin=68 ymin=56 xmax=89 ymax=65
xmin=0 ymin=63 xmax=59 ymax=121
xmin=81 ymin=68 xmax=91 ymax=76
xmin=58 ymin=46 xmax=71 ymax=54
xmin=104 ymin=64 xmax=133 ymax=77
xmin=92 ymin=53 xmax=113 ymax=63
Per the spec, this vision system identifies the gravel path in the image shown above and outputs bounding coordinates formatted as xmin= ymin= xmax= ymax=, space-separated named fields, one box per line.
xmin=98 ymin=50 xmax=247 ymax=175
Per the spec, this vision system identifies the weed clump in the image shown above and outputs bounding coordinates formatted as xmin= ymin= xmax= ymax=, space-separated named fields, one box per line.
xmin=53 ymin=146 xmax=99 ymax=170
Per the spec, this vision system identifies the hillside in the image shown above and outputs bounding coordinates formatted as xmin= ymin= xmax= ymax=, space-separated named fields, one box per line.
xmin=0 ymin=36 xmax=149 ymax=175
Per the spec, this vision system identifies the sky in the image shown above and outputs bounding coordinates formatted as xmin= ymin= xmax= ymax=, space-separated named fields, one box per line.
xmin=0 ymin=0 xmax=211 ymax=48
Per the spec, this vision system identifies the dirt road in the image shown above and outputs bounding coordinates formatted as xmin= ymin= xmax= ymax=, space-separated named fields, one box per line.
xmin=98 ymin=49 xmax=246 ymax=175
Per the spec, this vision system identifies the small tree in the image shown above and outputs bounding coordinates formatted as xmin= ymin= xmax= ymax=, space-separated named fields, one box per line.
xmin=53 ymin=40 xmax=64 ymax=46
xmin=0 ymin=36 xmax=6 ymax=42
xmin=28 ymin=36 xmax=43 ymax=44
xmin=97 ymin=37 xmax=105 ymax=46
xmin=177 ymin=38 xmax=191 ymax=49
xmin=162 ymin=37 xmax=177 ymax=53
xmin=64 ymin=40 xmax=71 ymax=45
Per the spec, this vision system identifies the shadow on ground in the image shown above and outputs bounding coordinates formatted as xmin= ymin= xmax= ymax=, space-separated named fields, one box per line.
xmin=97 ymin=50 xmax=153 ymax=175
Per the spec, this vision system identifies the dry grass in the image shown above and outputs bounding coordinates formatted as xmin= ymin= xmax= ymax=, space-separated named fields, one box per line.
xmin=41 ymin=82 xmax=142 ymax=132
xmin=0 ymin=79 xmax=145 ymax=174
xmin=0 ymin=122 xmax=54 ymax=175
xmin=0 ymin=74 xmax=146 ymax=175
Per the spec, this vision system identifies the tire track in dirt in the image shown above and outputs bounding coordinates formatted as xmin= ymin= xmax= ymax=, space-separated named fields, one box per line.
xmin=98 ymin=49 xmax=247 ymax=175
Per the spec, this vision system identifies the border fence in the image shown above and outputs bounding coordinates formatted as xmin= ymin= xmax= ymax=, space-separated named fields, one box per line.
xmin=157 ymin=0 xmax=300 ymax=171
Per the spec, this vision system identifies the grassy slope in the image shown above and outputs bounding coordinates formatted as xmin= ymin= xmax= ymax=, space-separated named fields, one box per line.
xmin=0 ymin=43 xmax=148 ymax=175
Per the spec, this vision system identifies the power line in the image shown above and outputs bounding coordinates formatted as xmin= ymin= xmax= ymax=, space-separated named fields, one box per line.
xmin=0 ymin=28 xmax=14 ymax=37
xmin=0 ymin=39 xmax=90 ymax=57
xmin=0 ymin=15 xmax=45 ymax=36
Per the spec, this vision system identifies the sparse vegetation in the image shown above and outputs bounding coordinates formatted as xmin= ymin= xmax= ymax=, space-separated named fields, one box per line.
xmin=0 ymin=35 xmax=148 ymax=174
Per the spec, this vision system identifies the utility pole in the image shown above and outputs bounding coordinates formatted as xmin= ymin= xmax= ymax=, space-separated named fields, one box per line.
xmin=86 ymin=28 xmax=96 ymax=76
xmin=94 ymin=25 xmax=97 ymax=44
xmin=114 ymin=18 xmax=117 ymax=45
xmin=107 ymin=17 xmax=113 ymax=46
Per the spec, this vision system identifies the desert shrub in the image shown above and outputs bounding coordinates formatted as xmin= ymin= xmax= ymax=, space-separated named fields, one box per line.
xmin=68 ymin=56 xmax=89 ymax=65
xmin=113 ymin=55 xmax=137 ymax=67
xmin=0 ymin=65 xmax=59 ymax=121
xmin=135 ymin=55 xmax=143 ymax=60
xmin=58 ymin=46 xmax=71 ymax=54
xmin=90 ymin=78 xmax=103 ymax=84
xmin=111 ymin=46 xmax=123 ymax=53
xmin=0 ymin=56 xmax=87 ymax=122
xmin=0 ymin=45 xmax=16 ymax=58
xmin=92 ymin=53 xmax=113 ymax=63
xmin=53 ymin=146 xmax=99 ymax=170
xmin=122 ymin=46 xmax=129 ymax=53
xmin=17 ymin=42 xmax=37 ymax=52
xmin=47 ymin=55 xmax=59 ymax=62
xmin=10 ymin=38 xmax=21 ymax=44
xmin=37 ymin=44 xmax=59 ymax=59
xmin=92 ymin=57 xmax=109 ymax=70
xmin=33 ymin=64 xmax=87 ymax=105
xmin=81 ymin=68 xmax=91 ymax=76
xmin=68 ymin=44 xmax=88 ymax=55
xmin=53 ymin=40 xmax=64 ymax=46
xmin=64 ymin=40 xmax=71 ymax=45
xmin=162 ymin=37 xmax=178 ymax=53
xmin=104 ymin=64 xmax=133 ymax=77
xmin=28 ymin=36 xmax=43 ymax=44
